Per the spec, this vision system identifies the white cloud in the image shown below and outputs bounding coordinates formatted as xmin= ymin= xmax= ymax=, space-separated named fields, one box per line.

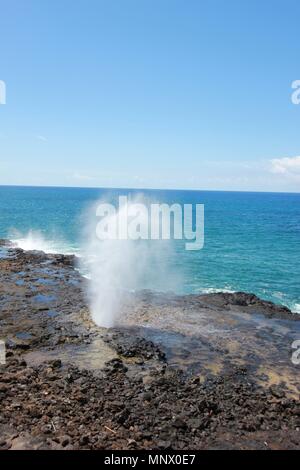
xmin=270 ymin=156 xmax=300 ymax=176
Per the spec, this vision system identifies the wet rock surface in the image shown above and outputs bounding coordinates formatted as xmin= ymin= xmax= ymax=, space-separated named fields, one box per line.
xmin=0 ymin=240 xmax=299 ymax=450
xmin=120 ymin=291 xmax=300 ymax=398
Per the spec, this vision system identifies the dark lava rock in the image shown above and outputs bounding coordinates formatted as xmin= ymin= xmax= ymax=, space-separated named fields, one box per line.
xmin=200 ymin=292 xmax=299 ymax=320
xmin=0 ymin=357 xmax=294 ymax=450
xmin=1 ymin=241 xmax=299 ymax=451
xmin=106 ymin=329 xmax=166 ymax=361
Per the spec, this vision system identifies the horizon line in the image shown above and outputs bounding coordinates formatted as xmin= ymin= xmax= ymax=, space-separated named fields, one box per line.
xmin=0 ymin=183 xmax=299 ymax=195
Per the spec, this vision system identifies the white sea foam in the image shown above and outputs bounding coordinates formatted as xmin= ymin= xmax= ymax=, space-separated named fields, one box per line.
xmin=293 ymin=303 xmax=300 ymax=314
xmin=9 ymin=229 xmax=78 ymax=256
xmin=198 ymin=287 xmax=235 ymax=294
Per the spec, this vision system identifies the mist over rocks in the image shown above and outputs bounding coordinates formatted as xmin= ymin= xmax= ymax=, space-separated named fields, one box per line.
xmin=0 ymin=241 xmax=299 ymax=450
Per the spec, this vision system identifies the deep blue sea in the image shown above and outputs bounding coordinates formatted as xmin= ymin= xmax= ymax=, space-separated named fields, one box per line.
xmin=0 ymin=185 xmax=299 ymax=313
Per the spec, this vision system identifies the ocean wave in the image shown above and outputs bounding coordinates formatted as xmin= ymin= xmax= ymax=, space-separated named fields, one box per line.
xmin=292 ymin=303 xmax=300 ymax=314
xmin=197 ymin=287 xmax=235 ymax=294
xmin=9 ymin=230 xmax=79 ymax=256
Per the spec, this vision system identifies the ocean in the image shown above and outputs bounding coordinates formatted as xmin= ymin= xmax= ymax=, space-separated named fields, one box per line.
xmin=0 ymin=185 xmax=299 ymax=313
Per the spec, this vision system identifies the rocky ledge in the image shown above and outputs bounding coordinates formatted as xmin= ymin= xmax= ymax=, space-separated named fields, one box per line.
xmin=0 ymin=240 xmax=299 ymax=450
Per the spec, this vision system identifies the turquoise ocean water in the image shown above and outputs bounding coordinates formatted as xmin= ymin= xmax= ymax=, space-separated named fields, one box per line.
xmin=0 ymin=185 xmax=299 ymax=313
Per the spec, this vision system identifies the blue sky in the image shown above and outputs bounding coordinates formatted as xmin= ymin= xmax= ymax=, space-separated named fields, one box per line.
xmin=0 ymin=0 xmax=300 ymax=191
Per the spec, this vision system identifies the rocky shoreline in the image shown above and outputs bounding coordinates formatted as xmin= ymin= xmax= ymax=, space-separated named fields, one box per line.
xmin=0 ymin=240 xmax=299 ymax=450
